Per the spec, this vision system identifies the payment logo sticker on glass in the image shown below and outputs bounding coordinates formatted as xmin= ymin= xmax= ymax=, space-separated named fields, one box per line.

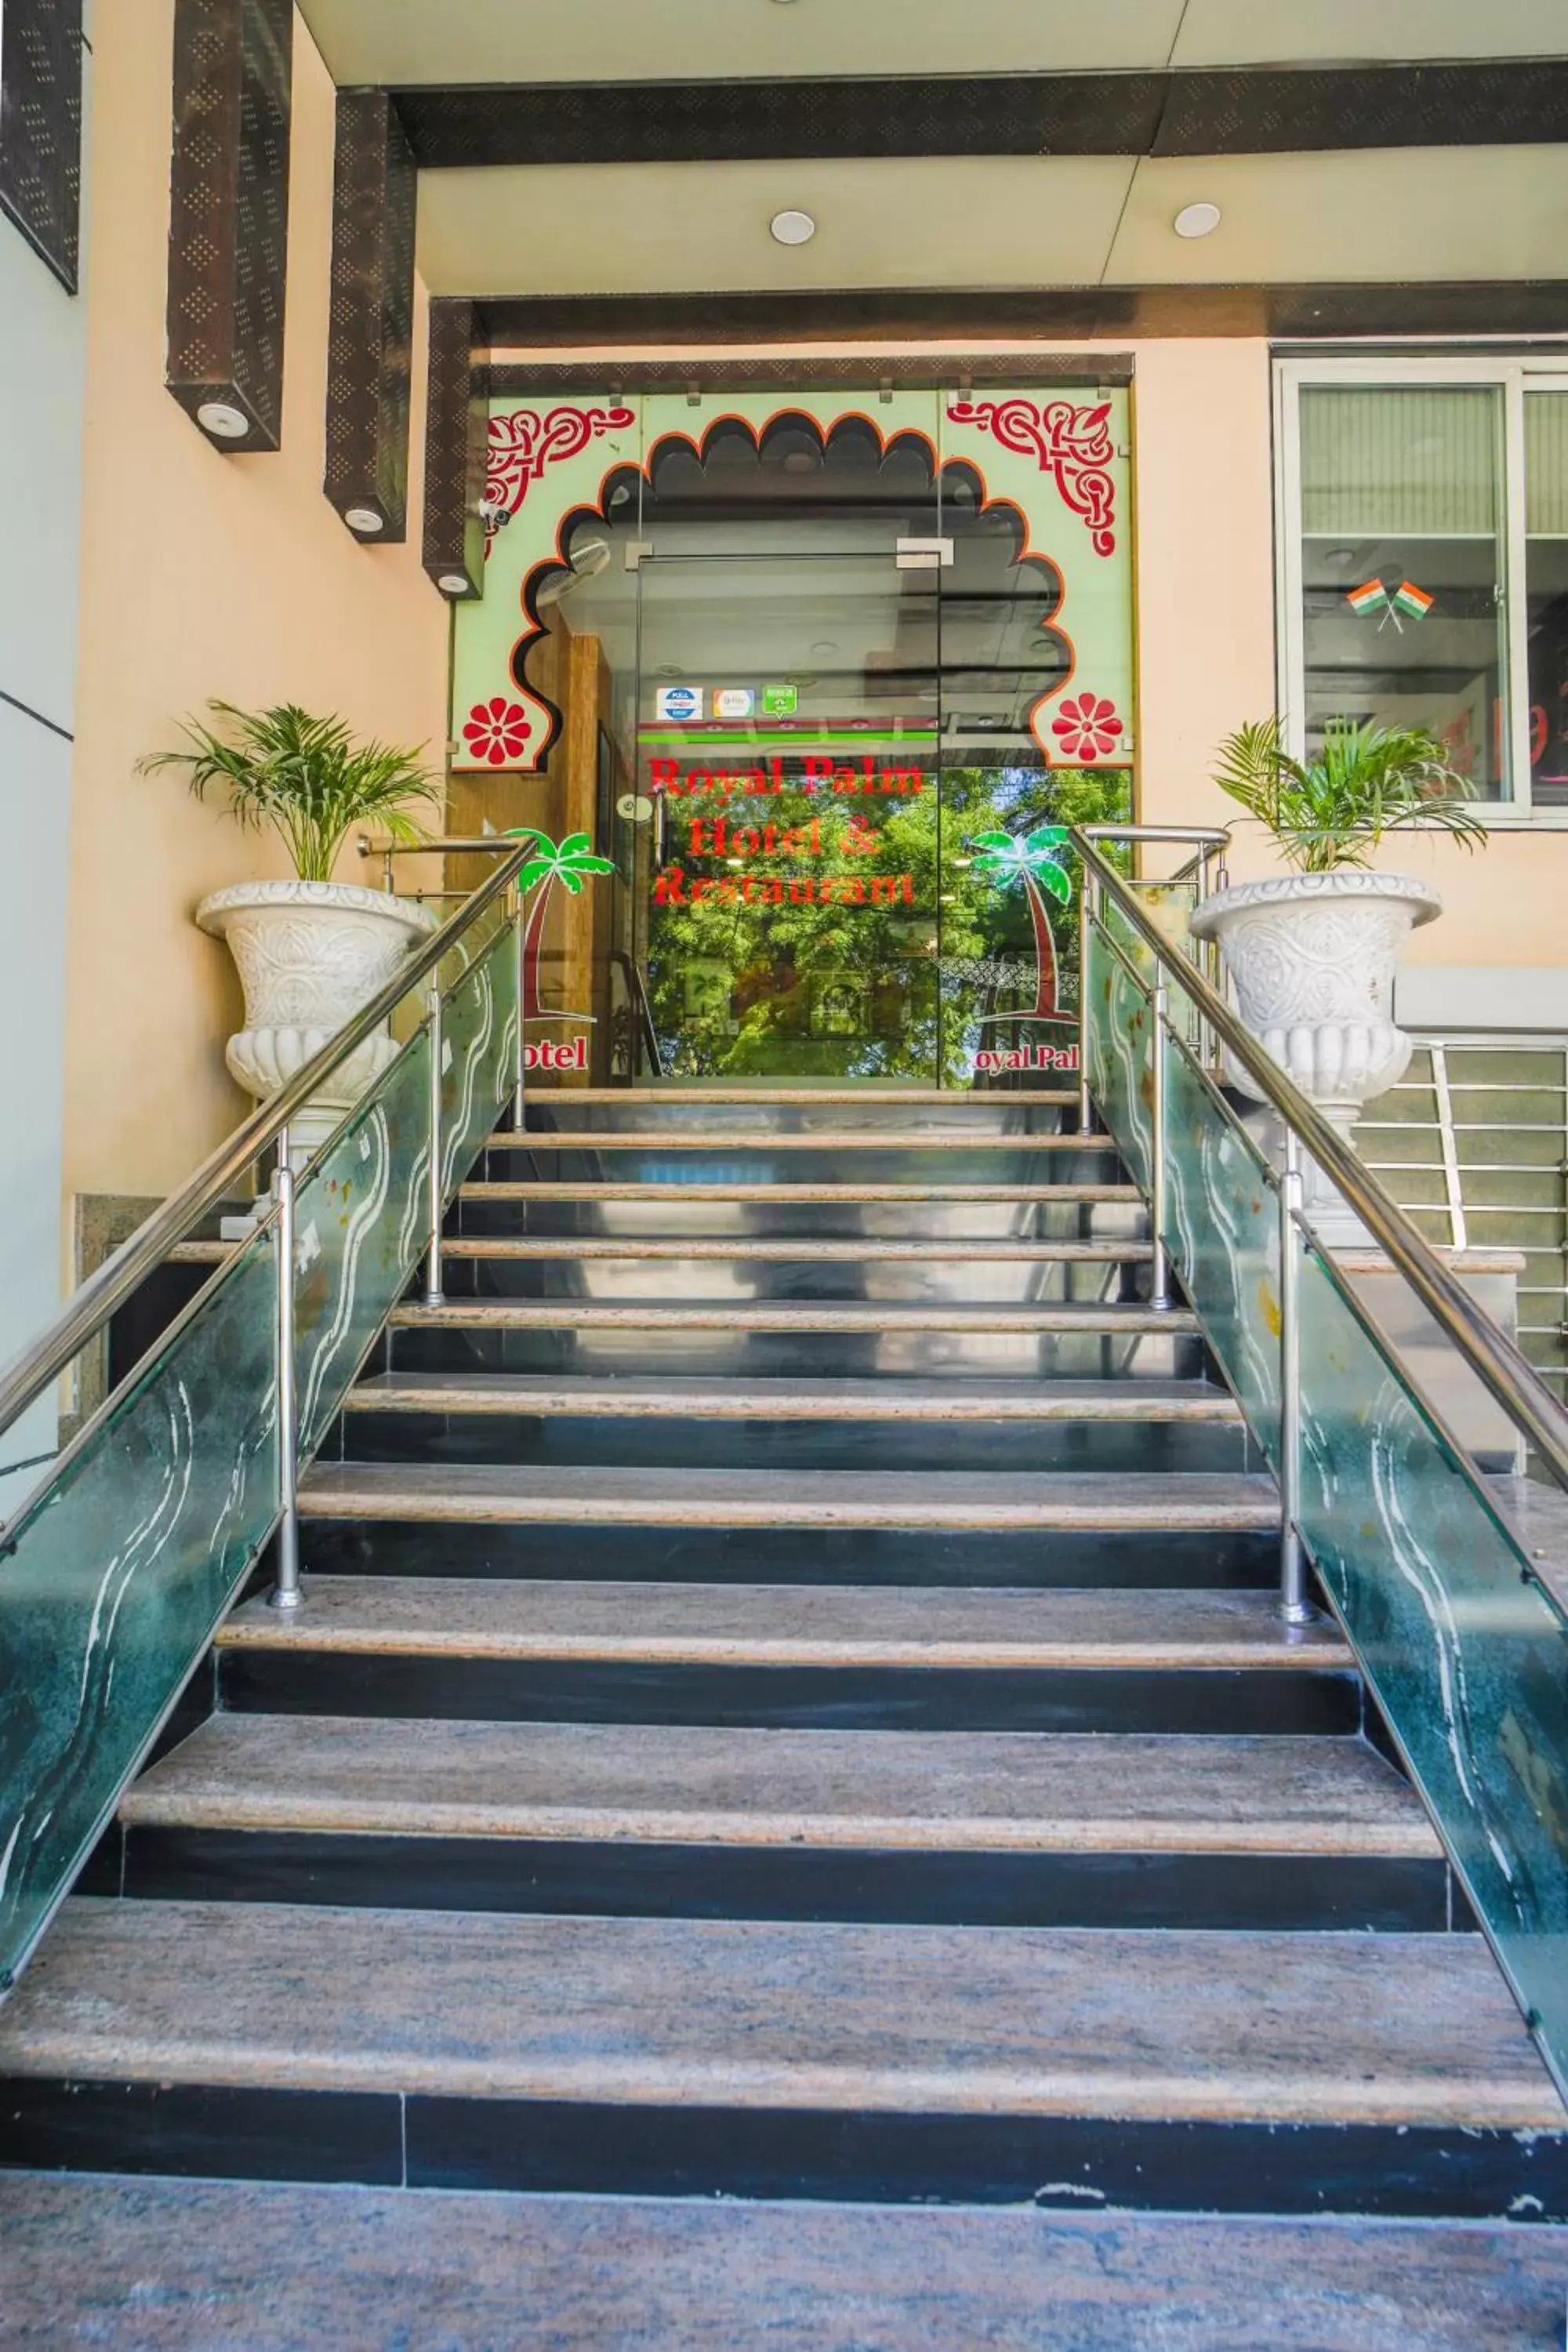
xmin=655 ymin=685 xmax=703 ymax=722
xmin=761 ymin=684 xmax=799 ymax=717
xmin=713 ymin=688 xmax=756 ymax=720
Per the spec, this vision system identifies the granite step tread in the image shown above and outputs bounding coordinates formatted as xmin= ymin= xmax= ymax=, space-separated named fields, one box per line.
xmin=344 ymin=1373 xmax=1240 ymax=1422
xmin=441 ymin=1236 xmax=1153 ymax=1261
xmin=297 ymin=1465 xmax=1279 ymax=1531
xmin=388 ymin=1300 xmax=1200 ymax=1332
xmin=2 ymin=2176 xmax=1563 ymax=2352
xmin=1 ymin=1904 xmax=1555 ymax=2125
xmin=121 ymin=1719 xmax=1429 ymax=1857
xmin=216 ymin=1577 xmax=1344 ymax=1671
xmin=492 ymin=1131 xmax=1116 ymax=1152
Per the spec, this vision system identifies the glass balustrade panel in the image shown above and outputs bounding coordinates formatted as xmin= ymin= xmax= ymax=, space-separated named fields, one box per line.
xmin=0 ymin=1233 xmax=279 ymax=1982
xmin=1296 ymin=1239 xmax=1568 ymax=2078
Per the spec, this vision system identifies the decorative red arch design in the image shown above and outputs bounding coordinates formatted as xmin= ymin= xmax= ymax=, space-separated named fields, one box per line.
xmin=496 ymin=406 xmax=1087 ymax=774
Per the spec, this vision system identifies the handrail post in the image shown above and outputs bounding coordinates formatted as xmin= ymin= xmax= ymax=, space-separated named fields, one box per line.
xmin=424 ymin=976 xmax=445 ymax=1307
xmin=1148 ymin=978 xmax=1172 ymax=1312
xmin=511 ymin=878 xmax=528 ymax=1130
xmin=1279 ymin=1129 xmax=1312 ymax=1624
xmin=269 ymin=1125 xmax=303 ymax=1613
xmin=1077 ymin=870 xmax=1098 ymax=1132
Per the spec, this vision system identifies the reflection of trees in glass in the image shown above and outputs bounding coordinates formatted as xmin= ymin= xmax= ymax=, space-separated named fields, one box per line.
xmin=647 ymin=765 xmax=1130 ymax=1081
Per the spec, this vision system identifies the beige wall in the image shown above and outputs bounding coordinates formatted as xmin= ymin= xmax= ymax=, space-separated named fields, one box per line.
xmin=1130 ymin=336 xmax=1568 ymax=967
xmin=63 ymin=0 xmax=448 ymax=1212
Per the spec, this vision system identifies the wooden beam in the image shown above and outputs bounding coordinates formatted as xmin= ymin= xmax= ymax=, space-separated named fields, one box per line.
xmin=422 ymin=296 xmax=487 ymax=598
xmin=325 ymin=89 xmax=416 ymax=542
xmin=165 ymin=0 xmax=292 ymax=451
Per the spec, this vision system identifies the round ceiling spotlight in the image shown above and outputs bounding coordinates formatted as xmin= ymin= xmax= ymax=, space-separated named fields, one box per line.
xmin=769 ymin=209 xmax=816 ymax=247
xmin=196 ymin=401 xmax=249 ymax=440
xmin=437 ymin=574 xmax=471 ymax=597
xmin=344 ymin=506 xmax=385 ymax=535
xmin=1173 ymin=201 xmax=1221 ymax=240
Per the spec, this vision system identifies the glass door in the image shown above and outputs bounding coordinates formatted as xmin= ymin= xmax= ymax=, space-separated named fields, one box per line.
xmin=633 ymin=546 xmax=944 ymax=1081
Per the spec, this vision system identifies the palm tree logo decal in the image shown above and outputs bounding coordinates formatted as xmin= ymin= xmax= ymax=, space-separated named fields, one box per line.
xmin=968 ymin=826 xmax=1073 ymax=1021
xmin=504 ymin=828 xmax=615 ymax=1018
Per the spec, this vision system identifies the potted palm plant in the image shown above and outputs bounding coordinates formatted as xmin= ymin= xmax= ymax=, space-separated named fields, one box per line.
xmin=142 ymin=702 xmax=444 ymax=1152
xmin=1191 ymin=715 xmax=1485 ymax=1190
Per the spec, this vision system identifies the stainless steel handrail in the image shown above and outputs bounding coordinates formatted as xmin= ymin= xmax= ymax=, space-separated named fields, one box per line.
xmin=0 ymin=833 xmax=542 ymax=1449
xmin=1073 ymin=830 xmax=1568 ymax=1491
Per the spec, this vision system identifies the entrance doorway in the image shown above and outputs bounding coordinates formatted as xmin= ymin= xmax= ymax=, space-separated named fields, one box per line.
xmin=491 ymin=403 xmax=1134 ymax=1085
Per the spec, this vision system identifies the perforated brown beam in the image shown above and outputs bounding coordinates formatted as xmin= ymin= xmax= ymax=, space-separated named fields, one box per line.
xmin=422 ymin=297 xmax=487 ymax=599
xmin=325 ymin=89 xmax=416 ymax=543
xmin=0 ymin=0 xmax=83 ymax=292
xmin=165 ymin=0 xmax=292 ymax=452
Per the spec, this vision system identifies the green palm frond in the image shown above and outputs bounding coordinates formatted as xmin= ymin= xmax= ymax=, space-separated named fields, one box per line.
xmin=969 ymin=823 xmax=1073 ymax=899
xmin=508 ymin=827 xmax=616 ymax=895
xmin=1213 ymin=714 xmax=1486 ymax=872
xmin=139 ymin=702 xmax=440 ymax=883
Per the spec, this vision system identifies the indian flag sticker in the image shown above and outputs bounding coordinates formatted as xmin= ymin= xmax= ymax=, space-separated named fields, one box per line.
xmin=1346 ymin=579 xmax=1387 ymax=615
xmin=1392 ymin=580 xmax=1435 ymax=620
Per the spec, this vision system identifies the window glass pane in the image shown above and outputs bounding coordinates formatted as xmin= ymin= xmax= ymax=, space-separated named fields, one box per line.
xmin=1300 ymin=387 xmax=1508 ymax=800
xmin=1526 ymin=390 xmax=1568 ymax=808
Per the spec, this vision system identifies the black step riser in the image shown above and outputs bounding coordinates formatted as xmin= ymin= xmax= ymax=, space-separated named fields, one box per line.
xmin=296 ymin=1520 xmax=1281 ymax=1588
xmin=521 ymin=1106 xmax=1076 ymax=1137
xmin=457 ymin=1200 xmax=1142 ymax=1243
xmin=102 ymin=1828 xmax=1449 ymax=1936
xmin=332 ymin=1410 xmax=1253 ymax=1476
xmin=482 ymin=1149 xmax=1122 ymax=1188
xmin=6 ymin=2075 xmax=1559 ymax=2219
xmin=385 ymin=1329 xmax=1208 ymax=1380
xmin=216 ymin=1650 xmax=1356 ymax=1735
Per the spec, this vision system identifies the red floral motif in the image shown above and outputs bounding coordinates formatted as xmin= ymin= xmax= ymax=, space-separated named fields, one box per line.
xmin=1051 ymin=695 xmax=1124 ymax=762
xmin=463 ymin=698 xmax=532 ymax=767
xmin=482 ymin=404 xmax=637 ymax=550
xmin=946 ymin=398 xmax=1117 ymax=556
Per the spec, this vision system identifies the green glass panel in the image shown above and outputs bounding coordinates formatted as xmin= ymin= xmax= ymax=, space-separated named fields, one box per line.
xmin=1296 ymin=1243 xmax=1568 ymax=2078
xmin=294 ymin=921 xmax=520 ymax=1460
xmin=438 ymin=919 xmax=520 ymax=1196
xmin=0 ymin=1233 xmax=279 ymax=1980
xmin=1160 ymin=1025 xmax=1283 ymax=1457
xmin=1083 ymin=920 xmax=1150 ymax=1193
xmin=295 ymin=1023 xmax=435 ymax=1460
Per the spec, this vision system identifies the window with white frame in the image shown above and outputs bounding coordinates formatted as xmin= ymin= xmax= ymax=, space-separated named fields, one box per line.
xmin=1276 ymin=359 xmax=1568 ymax=817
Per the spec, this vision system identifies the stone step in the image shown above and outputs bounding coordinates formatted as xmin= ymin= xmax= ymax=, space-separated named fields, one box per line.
xmin=441 ymin=1236 xmax=1152 ymax=1261
xmin=214 ymin=1577 xmax=1341 ymax=1672
xmin=492 ymin=1131 xmax=1116 ymax=1152
xmin=460 ymin=1181 xmax=1142 ymax=1203
xmin=343 ymin=1373 xmax=1241 ymax=1424
xmin=2 ymin=1904 xmax=1561 ymax=2208
xmin=297 ymin=1465 xmax=1278 ymax=1533
xmin=4 ymin=2172 xmax=1565 ymax=2350
xmin=123 ymin=1717 xmax=1431 ymax=1857
xmin=389 ymin=1301 xmax=1200 ymax=1334
xmin=205 ymin=1573 xmax=1355 ymax=1740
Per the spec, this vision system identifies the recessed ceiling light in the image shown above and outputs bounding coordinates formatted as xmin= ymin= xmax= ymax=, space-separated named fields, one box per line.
xmin=437 ymin=574 xmax=471 ymax=596
xmin=344 ymin=506 xmax=384 ymax=535
xmin=196 ymin=400 xmax=249 ymax=439
xmin=655 ymin=663 xmax=685 ymax=680
xmin=810 ymin=640 xmax=838 ymax=656
xmin=770 ymin=209 xmax=815 ymax=247
xmin=1173 ymin=201 xmax=1221 ymax=240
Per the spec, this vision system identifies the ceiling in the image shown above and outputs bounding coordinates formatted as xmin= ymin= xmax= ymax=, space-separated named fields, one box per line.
xmin=295 ymin=0 xmax=1568 ymax=321
xmin=296 ymin=0 xmax=1568 ymax=83
xmin=417 ymin=147 xmax=1568 ymax=299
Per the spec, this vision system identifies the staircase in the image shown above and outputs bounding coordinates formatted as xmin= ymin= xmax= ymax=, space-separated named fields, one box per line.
xmin=2 ymin=1087 xmax=1566 ymax=2319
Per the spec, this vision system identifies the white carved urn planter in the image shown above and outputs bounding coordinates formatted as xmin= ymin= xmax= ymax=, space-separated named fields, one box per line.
xmin=1189 ymin=871 xmax=1442 ymax=1242
xmin=194 ymin=880 xmax=437 ymax=1160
